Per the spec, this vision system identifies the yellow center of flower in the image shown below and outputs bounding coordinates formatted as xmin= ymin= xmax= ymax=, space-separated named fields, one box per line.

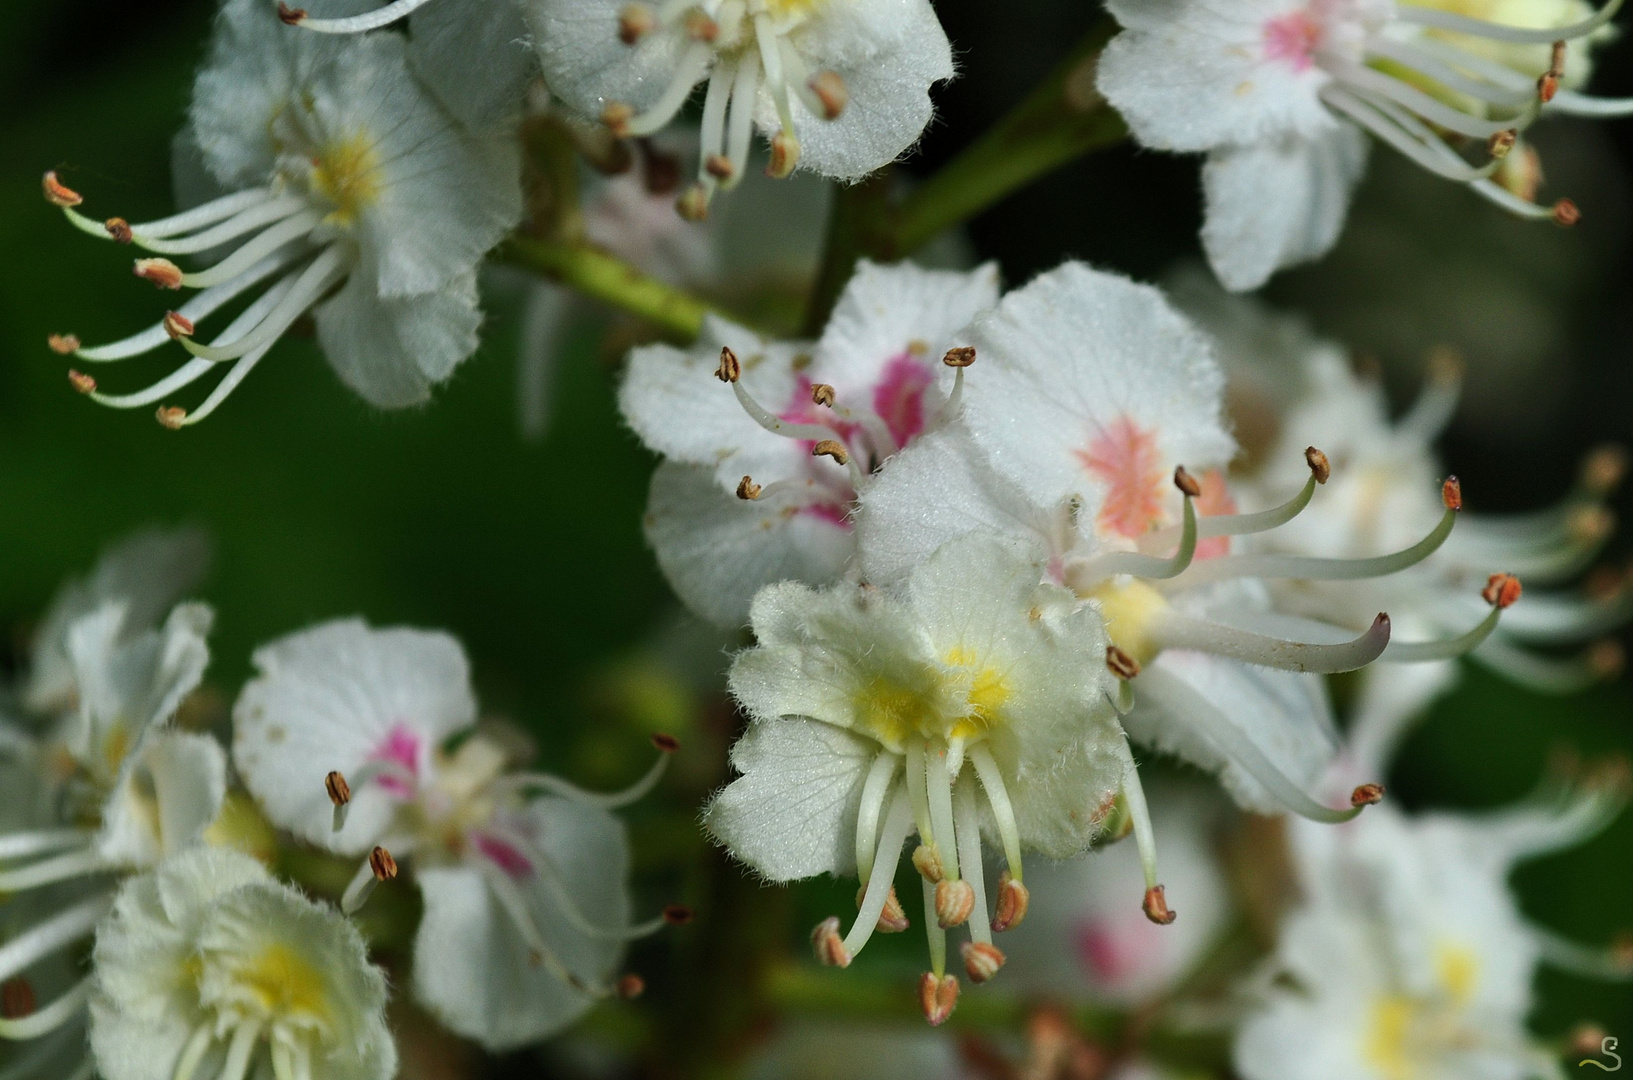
xmin=241 ymin=943 xmax=332 ymax=1023
xmin=850 ymin=649 xmax=1012 ymax=750
xmin=757 ymin=0 xmax=825 ymax=19
xmin=1086 ymin=579 xmax=1169 ymax=666
xmin=310 ymin=133 xmax=382 ymax=228
xmin=945 ymin=647 xmax=1011 ymax=741
xmin=1363 ymin=942 xmax=1482 ymax=1080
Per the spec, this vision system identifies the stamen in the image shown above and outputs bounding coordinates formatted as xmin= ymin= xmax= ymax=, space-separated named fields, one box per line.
xmin=112 ymin=187 xmax=279 ymax=241
xmin=811 ymin=916 xmax=850 ymax=967
xmin=806 ymin=71 xmax=848 ymax=120
xmin=177 ymin=246 xmax=350 ymax=362
xmin=280 ymin=0 xmax=439 ymax=32
xmin=1469 ymin=177 xmax=1576 ymax=221
xmin=991 ymin=871 xmax=1029 ymax=933
xmin=479 ymin=824 xmax=683 ymax=942
xmin=1112 ymin=732 xmax=1164 ymax=911
xmin=961 ymin=941 xmax=1005 ymax=983
xmin=1394 ymin=0 xmax=1624 ymax=44
xmin=0 ymin=977 xmax=90 ymax=1041
xmin=967 ymin=744 xmax=1023 ymax=886
xmin=1548 ymin=89 xmax=1633 ymax=117
xmin=904 ymin=742 xmax=936 ymax=854
xmin=1365 ymin=37 xmax=1534 ymax=109
xmin=172 ymin=343 xmax=276 ymax=426
xmin=171 ymin=1026 xmax=214 ymax=1080
xmin=1148 ymin=610 xmax=1391 ymax=673
xmin=854 ymin=752 xmax=902 ymax=884
xmin=135 ymin=259 xmax=184 ymax=289
xmin=617 ymin=974 xmax=646 ymax=999
xmin=619 ymin=3 xmax=655 ymax=43
xmin=41 ymin=172 xmax=82 ymax=209
xmin=326 ymin=770 xmax=352 ymax=832
xmin=1471 ymin=636 xmax=1622 ymax=693
xmin=125 ymin=196 xmax=308 ymax=256
xmin=697 ymin=62 xmax=733 ymax=192
xmin=1320 ymin=86 xmax=1506 ymax=183
xmin=917 ymin=970 xmax=959 ymax=1026
xmin=1528 ymin=922 xmax=1633 ymax=980
xmin=919 ymin=877 xmax=948 ymax=980
xmin=1068 ymin=467 xmax=1200 ymax=587
xmin=1141 ymin=447 xmax=1326 ymax=552
xmin=1332 ymin=60 xmax=1542 ymax=139
xmin=0 ymin=849 xmax=109 ymax=893
xmin=173 ymin=210 xmax=322 ymax=290
xmin=481 ymin=865 xmax=613 ymax=997
xmin=0 ymin=828 xmax=90 ymax=862
xmin=216 ymin=1020 xmax=264 ymax=1080
xmin=952 ymin=772 xmax=992 ymax=945
xmin=494 ymin=733 xmax=676 ymax=809
xmin=723 ymin=52 xmax=760 ymax=189
xmin=841 ymin=788 xmax=914 ymax=958
xmin=1142 ymin=885 xmax=1176 ymax=925
xmin=1397 ymin=350 xmax=1463 ymax=447
xmin=0 ymin=895 xmax=111 ymax=983
xmin=1106 ymin=645 xmax=1142 ymax=680
xmin=622 ymin=44 xmax=713 ymax=138
xmin=47 ymin=334 xmax=79 ymax=355
xmin=923 ymin=744 xmax=960 ymax=881
xmin=1499 ymin=584 xmax=1633 ymax=644
xmin=340 ymin=847 xmax=398 ymax=914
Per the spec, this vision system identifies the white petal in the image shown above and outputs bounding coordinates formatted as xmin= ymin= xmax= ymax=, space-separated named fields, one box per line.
xmin=188 ymin=0 xmax=302 ymax=189
xmin=408 ymin=0 xmax=536 ymax=134
xmin=96 ymin=731 xmax=228 ymax=869
xmin=528 ymin=0 xmax=693 ymax=120
xmin=314 ymin=269 xmax=483 ymax=409
xmin=1200 ymin=125 xmax=1369 ymax=292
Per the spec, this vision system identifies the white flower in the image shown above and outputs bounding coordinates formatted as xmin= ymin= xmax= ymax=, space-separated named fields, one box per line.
xmin=231 ymin=618 xmax=673 ymax=1050
xmin=621 ymin=258 xmax=998 ymax=626
xmin=45 ymin=0 xmax=522 ymax=425
xmin=707 ymin=531 xmax=1126 ymax=1023
xmin=88 ymin=846 xmax=394 ymax=1080
xmin=1094 ymin=0 xmax=1631 ymax=291
xmin=529 ymin=0 xmax=953 ymax=216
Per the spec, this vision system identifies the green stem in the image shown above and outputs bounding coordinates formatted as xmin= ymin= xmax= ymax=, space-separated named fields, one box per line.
xmin=497 ymin=235 xmax=717 ymax=343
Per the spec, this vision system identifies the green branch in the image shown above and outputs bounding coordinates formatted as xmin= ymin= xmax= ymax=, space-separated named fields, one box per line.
xmin=497 ymin=235 xmax=717 ymax=344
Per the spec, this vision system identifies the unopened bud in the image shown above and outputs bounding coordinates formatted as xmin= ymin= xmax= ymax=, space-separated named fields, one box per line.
xmin=808 ymin=70 xmax=849 ymax=120
xmin=1351 ymin=782 xmax=1385 ymax=807
xmin=911 ymin=843 xmax=945 ymax=883
xmin=67 ymin=370 xmax=96 ymax=395
xmin=105 ymin=217 xmax=133 ymax=244
xmin=1143 ymin=884 xmax=1177 ymax=925
xmin=810 ymin=383 xmax=836 ymax=407
xmin=736 ymin=475 xmax=762 ymax=500
xmin=369 ymin=846 xmax=398 ymax=881
xmin=676 ymin=184 xmax=710 ymax=222
xmin=715 ymin=346 xmax=740 ymax=383
xmin=917 ymin=972 xmax=959 ymax=1026
xmin=325 ymin=770 xmax=351 ymax=806
xmin=811 ymin=916 xmax=851 ymax=967
xmin=1581 ymin=444 xmax=1627 ymax=495
xmin=942 ymin=346 xmax=976 ymax=368
xmin=155 ymin=406 xmax=187 ymax=430
xmin=1554 ymin=198 xmax=1580 ymax=226
xmin=42 ymin=171 xmax=82 ymax=208
xmin=135 ymin=258 xmax=183 ymax=289
xmin=1487 ymin=129 xmax=1517 ymax=158
xmin=1482 ymin=573 xmax=1522 ymax=609
xmin=683 ymin=8 xmax=719 ymax=40
xmin=1174 ymin=466 xmax=1201 ymax=497
xmin=812 ymin=440 xmax=849 ymax=465
xmin=651 ymin=732 xmax=680 ymax=753
xmin=960 ymin=941 xmax=1006 ymax=983
xmin=163 ymin=311 xmax=195 ymax=340
xmin=935 ymin=878 xmax=975 ymax=928
xmin=601 ymin=101 xmax=635 ymax=137
xmin=276 ymin=1 xmax=307 ymax=24
xmin=704 ymin=154 xmax=735 ymax=181
xmin=1106 ymin=645 xmax=1141 ymax=681
xmin=617 ymin=3 xmax=654 ymax=43
xmin=1441 ymin=476 xmax=1462 ymax=511
xmin=1304 ymin=446 xmax=1331 ymax=484
xmin=991 ymin=871 xmax=1030 ymax=933
xmin=1 ymin=978 xmax=36 ymax=1020
xmin=767 ymin=131 xmax=800 ymax=179
xmin=617 ymin=973 xmax=646 ymax=999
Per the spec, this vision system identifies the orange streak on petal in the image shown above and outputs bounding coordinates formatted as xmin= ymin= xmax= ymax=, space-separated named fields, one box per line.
xmin=1074 ymin=416 xmax=1167 ymax=539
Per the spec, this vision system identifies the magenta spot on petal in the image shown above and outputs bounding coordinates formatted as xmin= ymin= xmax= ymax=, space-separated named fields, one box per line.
xmin=1072 ymin=917 xmax=1160 ymax=987
xmin=871 ymin=352 xmax=935 ymax=449
xmin=799 ymin=502 xmax=854 ymax=531
xmin=1264 ymin=10 xmax=1321 ymax=70
xmin=781 ymin=377 xmax=859 ymax=450
xmin=471 ymin=832 xmax=534 ymax=879
xmin=369 ymin=724 xmax=422 ymax=797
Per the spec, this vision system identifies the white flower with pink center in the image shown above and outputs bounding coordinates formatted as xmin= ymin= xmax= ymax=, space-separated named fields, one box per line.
xmin=619 ymin=258 xmax=999 ymax=626
xmin=1095 ymin=0 xmax=1633 ymax=291
xmin=231 ymin=618 xmax=679 ymax=1050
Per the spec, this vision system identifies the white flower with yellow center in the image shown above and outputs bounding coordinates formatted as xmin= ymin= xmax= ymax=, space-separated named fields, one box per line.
xmin=709 ymin=531 xmax=1125 ymax=1024
xmin=231 ymin=619 xmax=677 ymax=1050
xmin=44 ymin=0 xmax=521 ymax=426
xmin=88 ymin=846 xmax=394 ymax=1080
xmin=1094 ymin=0 xmax=1633 ymax=291
xmin=529 ymin=0 xmax=952 ymax=216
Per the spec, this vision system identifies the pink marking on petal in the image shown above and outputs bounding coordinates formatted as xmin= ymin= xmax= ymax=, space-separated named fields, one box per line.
xmin=471 ymin=832 xmax=535 ymax=879
xmin=870 ymin=352 xmax=935 ymax=449
xmin=369 ymin=724 xmax=423 ymax=797
xmin=1264 ymin=10 xmax=1322 ymax=70
xmin=799 ymin=502 xmax=854 ymax=531
xmin=1074 ymin=415 xmax=1168 ymax=539
xmin=1196 ymin=468 xmax=1237 ymax=560
xmin=1072 ymin=916 xmax=1161 ymax=988
xmin=781 ymin=376 xmax=859 ymax=447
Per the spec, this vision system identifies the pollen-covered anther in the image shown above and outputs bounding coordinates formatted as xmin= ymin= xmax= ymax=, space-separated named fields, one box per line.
xmin=683 ymin=9 xmax=719 ymax=41
xmin=857 ymin=884 xmax=909 ymax=932
xmin=736 ymin=476 xmax=762 ymax=500
xmin=104 ymin=217 xmax=133 ymax=244
xmin=1142 ymin=884 xmax=1177 ymax=925
xmin=960 ymin=941 xmax=1006 ymax=983
xmin=155 ymin=406 xmax=187 ymax=430
xmin=767 ymin=131 xmax=800 ymax=179
xmin=1350 ymin=782 xmax=1386 ymax=808
xmin=1554 ymin=199 xmax=1581 ymax=226
xmin=1482 ymin=573 xmax=1523 ymax=609
xmin=369 ymin=846 xmax=398 ymax=881
xmin=811 ymin=915 xmax=851 ymax=967
xmin=704 ymin=154 xmax=735 ymax=181
xmin=1538 ymin=40 xmax=1567 ymax=102
xmin=1304 ymin=446 xmax=1331 ymax=484
xmin=616 ymin=974 xmax=646 ymax=999
xmin=662 ymin=904 xmax=693 ymax=925
xmin=134 ymin=258 xmax=183 ymax=289
xmin=276 ymin=2 xmax=307 ymax=25
xmin=935 ymin=878 xmax=975 ymax=928
xmin=918 ymin=972 xmax=959 ymax=1026
xmin=1441 ymin=476 xmax=1463 ymax=511
xmin=651 ymin=732 xmax=680 ymax=753
xmin=810 ymin=383 xmax=836 ymax=408
xmin=812 ymin=440 xmax=849 ymax=465
xmin=676 ymin=184 xmax=710 ymax=222
xmin=715 ymin=345 xmax=740 ymax=383
xmin=602 ymin=102 xmax=635 ymax=137
xmin=911 ymin=843 xmax=946 ymax=883
xmin=617 ymin=3 xmax=654 ymax=43
xmin=68 ymin=370 xmax=96 ymax=395
xmin=1174 ymin=465 xmax=1201 ymax=497
xmin=942 ymin=346 xmax=976 ymax=368
xmin=41 ymin=171 xmax=82 ymax=208
xmin=48 ymin=333 xmax=80 ymax=355
xmin=1487 ymin=129 xmax=1517 ymax=158
xmin=1105 ymin=644 xmax=1141 ymax=681
xmin=324 ymin=770 xmax=352 ymax=806
xmin=0 ymin=977 xmax=36 ymax=1020
xmin=808 ymin=71 xmax=849 ymax=120
xmin=162 ymin=311 xmax=195 ymax=340
xmin=991 ymin=871 xmax=1030 ymax=933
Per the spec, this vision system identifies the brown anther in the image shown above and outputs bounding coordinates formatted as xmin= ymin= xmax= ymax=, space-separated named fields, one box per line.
xmin=991 ymin=871 xmax=1030 ymax=933
xmin=911 ymin=843 xmax=945 ymax=883
xmin=917 ymin=972 xmax=959 ymax=1026
xmin=601 ymin=102 xmax=635 ymax=137
xmin=68 ymin=370 xmax=96 ymax=395
xmin=48 ymin=333 xmax=80 ymax=355
xmin=683 ymin=9 xmax=719 ymax=40
xmin=1537 ymin=41 xmax=1566 ymax=101
xmin=704 ymin=154 xmax=735 ymax=181
xmin=1570 ymin=1023 xmax=1611 ymax=1058
xmin=767 ymin=131 xmax=799 ymax=179
xmin=1142 ymin=885 xmax=1177 ymax=925
xmin=616 ymin=973 xmax=646 ymax=999
xmin=1486 ymin=129 xmax=1517 ymax=159
xmin=1105 ymin=644 xmax=1141 ymax=681
xmin=661 ymin=903 xmax=693 ymax=924
xmin=1304 ymin=446 xmax=1331 ymax=484
xmin=1441 ymin=476 xmax=1462 ymax=511
xmin=1482 ymin=573 xmax=1523 ymax=609
xmin=1350 ymin=782 xmax=1386 ymax=808
xmin=1 ymin=978 xmax=36 ymax=1020
xmin=675 ymin=184 xmax=710 ymax=222
xmin=617 ymin=3 xmax=654 ymax=43
xmin=1581 ymin=444 xmax=1628 ymax=495
xmin=736 ymin=476 xmax=762 ymax=500
xmin=810 ymin=383 xmax=836 ymax=408
xmin=876 ymin=886 xmax=909 ymax=932
xmin=156 ymin=406 xmax=187 ymax=429
xmin=105 ymin=217 xmax=133 ymax=244
xmin=1174 ymin=466 xmax=1201 ymax=498
xmin=277 ymin=2 xmax=307 ymax=23
xmin=1590 ymin=640 xmax=1624 ymax=679
xmin=163 ymin=311 xmax=195 ymax=340
xmin=325 ymin=770 xmax=351 ymax=806
xmin=808 ymin=70 xmax=849 ymax=120
xmin=942 ymin=346 xmax=976 ymax=368
xmin=811 ymin=916 xmax=851 ymax=967
xmin=812 ymin=440 xmax=849 ymax=465
xmin=369 ymin=846 xmax=398 ymax=881
xmin=42 ymin=171 xmax=82 ymax=208
xmin=935 ymin=878 xmax=975 ymax=929
xmin=715 ymin=345 xmax=740 ymax=383
xmin=960 ymin=941 xmax=1006 ymax=983
xmin=135 ymin=258 xmax=183 ymax=289
xmin=1553 ymin=198 xmax=1581 ymax=226
xmin=651 ymin=732 xmax=680 ymax=753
